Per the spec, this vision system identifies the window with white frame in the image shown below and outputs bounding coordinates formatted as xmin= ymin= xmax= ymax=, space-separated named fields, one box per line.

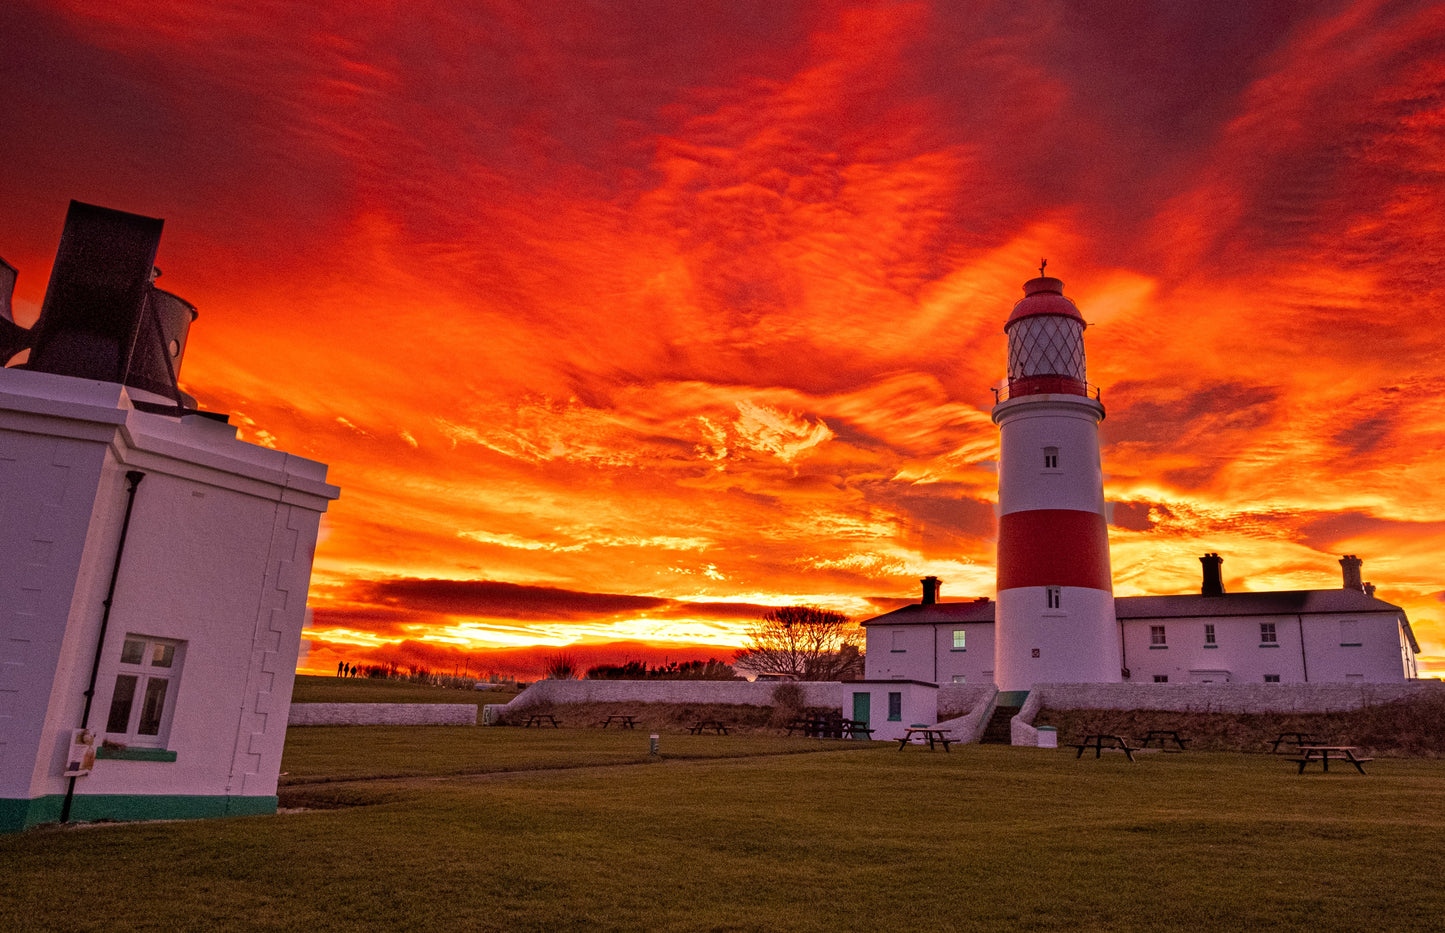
xmin=1153 ymin=675 xmax=1169 ymax=683
xmin=1043 ymin=446 xmax=1059 ymax=470
xmin=1150 ymin=625 xmax=1167 ymax=647
xmin=1263 ymin=674 xmax=1281 ymax=683
xmin=1260 ymin=622 xmax=1277 ymax=644
xmin=1046 ymin=586 xmax=1062 ymax=610
xmin=1339 ymin=620 xmax=1361 ymax=647
xmin=1204 ymin=623 xmax=1216 ymax=645
xmin=105 ymin=635 xmax=184 ymax=747
xmin=890 ymin=629 xmax=906 ymax=652
xmin=952 ymin=629 xmax=966 ymax=650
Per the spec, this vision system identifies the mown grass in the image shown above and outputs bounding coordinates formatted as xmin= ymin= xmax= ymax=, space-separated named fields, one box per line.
xmin=279 ymin=726 xmax=869 ymax=787
xmin=4 ymin=735 xmax=1443 ymax=932
xmin=289 ymin=674 xmax=519 ymax=706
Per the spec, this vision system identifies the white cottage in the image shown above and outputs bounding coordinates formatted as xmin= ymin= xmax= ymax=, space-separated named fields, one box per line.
xmin=1 ymin=202 xmax=338 ymax=831
xmin=863 ymin=557 xmax=1419 ymax=690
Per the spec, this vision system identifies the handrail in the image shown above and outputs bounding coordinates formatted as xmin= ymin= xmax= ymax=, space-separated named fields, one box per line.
xmin=991 ymin=378 xmax=1101 ymax=404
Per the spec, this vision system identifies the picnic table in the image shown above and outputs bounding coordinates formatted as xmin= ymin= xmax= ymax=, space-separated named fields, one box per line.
xmin=1269 ymin=732 xmax=1316 ymax=754
xmin=897 ymin=726 xmax=952 ymax=752
xmin=688 ymin=719 xmax=729 ymax=735
xmin=1287 ymin=746 xmax=1373 ymax=775
xmin=1070 ymin=734 xmax=1138 ymax=762
xmin=596 ymin=714 xmax=638 ymax=729
xmin=787 ymin=716 xmax=875 ymax=739
xmin=522 ymin=713 xmax=560 ymax=728
xmin=1138 ymin=730 xmax=1188 ymax=752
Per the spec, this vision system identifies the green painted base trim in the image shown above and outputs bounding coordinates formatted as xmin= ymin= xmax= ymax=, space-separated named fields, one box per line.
xmin=97 ymin=747 xmax=178 ymax=762
xmin=1 ymin=793 xmax=276 ymax=832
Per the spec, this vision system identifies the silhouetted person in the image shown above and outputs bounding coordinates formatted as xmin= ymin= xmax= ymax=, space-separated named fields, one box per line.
xmin=338 ymin=661 xmax=345 ymax=677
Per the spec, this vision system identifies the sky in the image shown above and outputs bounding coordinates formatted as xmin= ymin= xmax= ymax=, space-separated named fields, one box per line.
xmin=3 ymin=0 xmax=1444 ymax=679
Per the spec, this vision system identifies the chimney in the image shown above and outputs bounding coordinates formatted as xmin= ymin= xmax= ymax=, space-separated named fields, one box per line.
xmin=1364 ymin=582 xmax=1376 ymax=598
xmin=1200 ymin=553 xmax=1225 ymax=597
xmin=1340 ymin=555 xmax=1364 ymax=592
xmin=921 ymin=576 xmax=941 ymax=605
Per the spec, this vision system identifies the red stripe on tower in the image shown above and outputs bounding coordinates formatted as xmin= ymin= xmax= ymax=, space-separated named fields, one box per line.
xmin=996 ymin=509 xmax=1111 ymax=591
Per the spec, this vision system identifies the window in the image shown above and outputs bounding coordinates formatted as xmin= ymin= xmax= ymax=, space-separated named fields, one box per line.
xmin=1204 ymin=623 xmax=1216 ymax=646
xmin=890 ymin=629 xmax=906 ymax=653
xmin=1339 ymin=620 xmax=1361 ymax=647
xmin=1150 ymin=625 xmax=1167 ymax=647
xmin=951 ymin=675 xmax=967 ymax=684
xmin=1260 ymin=622 xmax=1277 ymax=645
xmin=952 ymin=629 xmax=966 ymax=650
xmin=1153 ymin=675 xmax=1169 ymax=683
xmin=1263 ymin=674 xmax=1281 ymax=683
xmin=1043 ymin=446 xmax=1059 ymax=470
xmin=887 ymin=692 xmax=902 ymax=722
xmin=105 ymin=635 xmax=183 ymax=747
xmin=1046 ymin=586 xmax=1062 ymax=610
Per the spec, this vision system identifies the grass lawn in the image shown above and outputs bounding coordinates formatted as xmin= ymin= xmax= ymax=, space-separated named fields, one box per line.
xmin=4 ymin=731 xmax=1443 ymax=932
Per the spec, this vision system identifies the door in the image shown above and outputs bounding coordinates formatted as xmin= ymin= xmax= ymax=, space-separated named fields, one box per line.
xmin=852 ymin=692 xmax=871 ymax=735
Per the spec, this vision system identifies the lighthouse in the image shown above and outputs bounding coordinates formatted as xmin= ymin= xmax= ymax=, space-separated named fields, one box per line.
xmin=991 ymin=271 xmax=1120 ymax=691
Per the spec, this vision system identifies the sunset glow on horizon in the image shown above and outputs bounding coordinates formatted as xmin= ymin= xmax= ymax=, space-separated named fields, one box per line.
xmin=5 ymin=1 xmax=1444 ymax=678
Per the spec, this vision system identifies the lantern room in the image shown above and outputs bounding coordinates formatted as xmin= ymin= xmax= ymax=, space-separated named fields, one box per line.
xmin=1002 ymin=275 xmax=1089 ymax=398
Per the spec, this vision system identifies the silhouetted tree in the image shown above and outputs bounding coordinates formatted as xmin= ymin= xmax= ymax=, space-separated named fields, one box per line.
xmin=733 ymin=606 xmax=863 ymax=681
xmin=542 ymin=652 xmax=579 ymax=680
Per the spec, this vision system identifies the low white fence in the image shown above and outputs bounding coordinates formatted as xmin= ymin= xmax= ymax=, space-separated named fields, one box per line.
xmin=288 ymin=702 xmax=478 ymax=726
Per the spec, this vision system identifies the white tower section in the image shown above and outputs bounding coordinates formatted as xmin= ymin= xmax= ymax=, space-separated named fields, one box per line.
xmin=991 ymin=275 xmax=1120 ymax=691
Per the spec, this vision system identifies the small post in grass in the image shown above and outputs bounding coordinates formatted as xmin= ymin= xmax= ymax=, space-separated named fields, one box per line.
xmin=650 ymin=734 xmax=660 ymax=759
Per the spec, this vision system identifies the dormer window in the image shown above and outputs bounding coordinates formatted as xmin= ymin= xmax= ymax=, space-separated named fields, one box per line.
xmin=1043 ymin=446 xmax=1059 ymax=470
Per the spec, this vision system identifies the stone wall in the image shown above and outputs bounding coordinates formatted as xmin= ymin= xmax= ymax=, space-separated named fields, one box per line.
xmin=288 ymin=703 xmax=477 ymax=726
xmin=504 ymin=679 xmax=849 ymax=709
xmin=1010 ymin=681 xmax=1445 ymax=745
xmin=936 ymin=684 xmax=998 ymax=743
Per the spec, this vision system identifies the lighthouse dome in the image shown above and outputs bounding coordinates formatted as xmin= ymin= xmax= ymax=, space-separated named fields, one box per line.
xmin=1005 ymin=276 xmax=1085 ymax=329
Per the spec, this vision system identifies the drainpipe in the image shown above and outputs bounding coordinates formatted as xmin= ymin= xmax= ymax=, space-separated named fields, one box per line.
xmin=1296 ymin=614 xmax=1309 ymax=683
xmin=61 ymin=470 xmax=145 ymax=823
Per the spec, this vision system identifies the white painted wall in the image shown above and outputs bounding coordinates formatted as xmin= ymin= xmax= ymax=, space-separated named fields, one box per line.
xmin=1 ymin=368 xmax=337 ymax=827
xmin=995 ymin=587 xmax=1120 ymax=690
xmin=1121 ymin=613 xmax=1414 ymax=685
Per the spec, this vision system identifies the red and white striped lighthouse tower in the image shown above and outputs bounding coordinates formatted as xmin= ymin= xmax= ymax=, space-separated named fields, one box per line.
xmin=991 ymin=270 xmax=1120 ymax=691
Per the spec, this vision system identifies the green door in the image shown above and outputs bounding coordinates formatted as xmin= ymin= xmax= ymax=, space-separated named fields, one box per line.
xmin=852 ymin=692 xmax=871 ymax=735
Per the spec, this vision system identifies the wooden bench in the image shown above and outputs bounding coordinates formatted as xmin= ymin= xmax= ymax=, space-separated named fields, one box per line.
xmin=1288 ymin=746 xmax=1372 ymax=774
xmin=898 ymin=727 xmax=952 ymax=752
xmin=1070 ymin=734 xmax=1139 ymax=762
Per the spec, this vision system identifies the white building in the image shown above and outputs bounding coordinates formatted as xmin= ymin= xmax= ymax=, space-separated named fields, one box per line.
xmin=864 ymin=558 xmax=1419 ymax=689
xmin=1 ymin=203 xmax=338 ymax=832
xmin=861 ymin=274 xmax=1420 ymax=694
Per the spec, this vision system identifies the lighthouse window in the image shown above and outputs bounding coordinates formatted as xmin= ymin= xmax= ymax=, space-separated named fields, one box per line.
xmin=1046 ymin=586 xmax=1061 ymax=609
xmin=1043 ymin=446 xmax=1059 ymax=470
xmin=104 ymin=635 xmax=184 ymax=748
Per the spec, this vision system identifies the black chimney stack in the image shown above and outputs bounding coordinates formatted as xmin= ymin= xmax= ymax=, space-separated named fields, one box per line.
xmin=921 ymin=576 xmax=941 ymax=605
xmin=1200 ymin=553 xmax=1225 ymax=597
